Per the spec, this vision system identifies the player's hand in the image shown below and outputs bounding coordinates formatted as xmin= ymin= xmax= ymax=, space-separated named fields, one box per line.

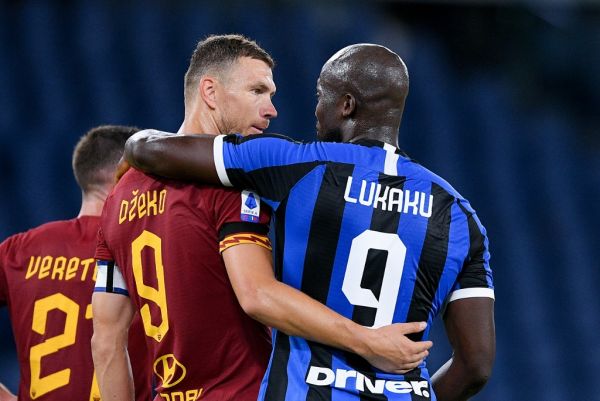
xmin=0 ymin=383 xmax=17 ymax=401
xmin=359 ymin=322 xmax=433 ymax=374
xmin=115 ymin=156 xmax=131 ymax=182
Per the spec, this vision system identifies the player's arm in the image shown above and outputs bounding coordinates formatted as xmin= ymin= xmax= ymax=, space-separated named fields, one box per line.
xmin=91 ymin=257 xmax=136 ymax=401
xmin=124 ymin=130 xmax=219 ymax=183
xmin=0 ymin=382 xmax=16 ymax=401
xmin=91 ymin=291 xmax=135 ymax=401
xmin=223 ymin=243 xmax=433 ymax=374
xmin=431 ymin=297 xmax=495 ymax=401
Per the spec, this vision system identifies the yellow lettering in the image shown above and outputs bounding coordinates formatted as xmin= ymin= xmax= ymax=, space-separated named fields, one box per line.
xmin=172 ymin=392 xmax=184 ymax=401
xmin=128 ymin=194 xmax=138 ymax=222
xmin=138 ymin=192 xmax=147 ymax=218
xmin=66 ymin=257 xmax=80 ymax=281
xmin=92 ymin=264 xmax=98 ymax=282
xmin=119 ymin=200 xmax=128 ymax=224
xmin=80 ymin=258 xmax=95 ymax=281
xmin=38 ymin=256 xmax=52 ymax=279
xmin=159 ymin=394 xmax=170 ymax=401
xmin=159 ymin=190 xmax=167 ymax=213
xmin=51 ymin=257 xmax=66 ymax=280
xmin=26 ymin=256 xmax=41 ymax=279
xmin=147 ymin=191 xmax=158 ymax=216
xmin=85 ymin=304 xmax=93 ymax=319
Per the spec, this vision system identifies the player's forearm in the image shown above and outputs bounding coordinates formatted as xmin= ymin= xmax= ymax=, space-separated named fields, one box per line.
xmin=431 ymin=356 xmax=491 ymax=401
xmin=124 ymin=129 xmax=219 ymax=183
xmin=244 ymin=277 xmax=370 ymax=354
xmin=91 ymin=332 xmax=134 ymax=401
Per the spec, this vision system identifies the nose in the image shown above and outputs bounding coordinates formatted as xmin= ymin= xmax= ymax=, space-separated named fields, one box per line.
xmin=263 ymin=99 xmax=278 ymax=119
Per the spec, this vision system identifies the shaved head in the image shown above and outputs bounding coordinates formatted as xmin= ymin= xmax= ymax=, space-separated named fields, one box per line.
xmin=316 ymin=44 xmax=409 ymax=143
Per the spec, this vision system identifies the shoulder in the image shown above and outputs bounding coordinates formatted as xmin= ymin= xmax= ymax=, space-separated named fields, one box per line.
xmin=0 ymin=219 xmax=75 ymax=256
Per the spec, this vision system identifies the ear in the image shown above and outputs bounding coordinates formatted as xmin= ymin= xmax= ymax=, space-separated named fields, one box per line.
xmin=199 ymin=76 xmax=218 ymax=110
xmin=341 ymin=93 xmax=356 ymax=118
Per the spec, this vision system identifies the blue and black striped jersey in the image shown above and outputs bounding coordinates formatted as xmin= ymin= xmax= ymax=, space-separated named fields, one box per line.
xmin=214 ymin=134 xmax=494 ymax=401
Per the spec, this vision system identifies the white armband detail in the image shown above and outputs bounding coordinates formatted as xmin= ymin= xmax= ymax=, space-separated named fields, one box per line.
xmin=213 ymin=135 xmax=233 ymax=187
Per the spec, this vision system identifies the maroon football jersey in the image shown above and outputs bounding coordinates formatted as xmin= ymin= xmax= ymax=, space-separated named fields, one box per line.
xmin=95 ymin=169 xmax=272 ymax=401
xmin=0 ymin=216 xmax=152 ymax=401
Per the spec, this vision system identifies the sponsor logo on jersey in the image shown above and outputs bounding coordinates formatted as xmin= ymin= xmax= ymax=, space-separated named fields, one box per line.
xmin=240 ymin=190 xmax=260 ymax=222
xmin=154 ymin=354 xmax=186 ymax=389
xmin=306 ymin=366 xmax=430 ymax=397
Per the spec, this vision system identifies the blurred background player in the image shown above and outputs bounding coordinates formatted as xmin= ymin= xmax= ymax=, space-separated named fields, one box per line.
xmin=0 ymin=125 xmax=151 ymax=401
xmin=93 ymin=34 xmax=432 ymax=401
xmin=122 ymin=43 xmax=496 ymax=401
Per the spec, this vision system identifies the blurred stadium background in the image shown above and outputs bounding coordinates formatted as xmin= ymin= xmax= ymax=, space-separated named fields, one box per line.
xmin=1 ymin=0 xmax=599 ymax=400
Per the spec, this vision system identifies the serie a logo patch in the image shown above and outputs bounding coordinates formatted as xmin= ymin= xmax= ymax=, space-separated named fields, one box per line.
xmin=241 ymin=190 xmax=260 ymax=222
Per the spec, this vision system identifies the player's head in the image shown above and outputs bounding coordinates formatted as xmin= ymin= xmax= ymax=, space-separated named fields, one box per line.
xmin=72 ymin=125 xmax=139 ymax=195
xmin=315 ymin=44 xmax=409 ymax=143
xmin=184 ymin=34 xmax=277 ymax=135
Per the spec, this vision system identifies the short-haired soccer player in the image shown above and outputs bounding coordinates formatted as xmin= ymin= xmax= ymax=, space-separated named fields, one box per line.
xmin=0 ymin=125 xmax=151 ymax=401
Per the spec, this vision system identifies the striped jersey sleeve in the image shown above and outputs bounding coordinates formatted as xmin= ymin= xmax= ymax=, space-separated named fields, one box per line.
xmin=448 ymin=200 xmax=494 ymax=302
xmin=214 ymin=134 xmax=326 ymax=207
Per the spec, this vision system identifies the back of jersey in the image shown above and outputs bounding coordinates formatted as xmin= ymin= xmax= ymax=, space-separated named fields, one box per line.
xmin=0 ymin=217 xmax=107 ymax=401
xmin=96 ymin=169 xmax=272 ymax=401
xmin=216 ymin=135 xmax=494 ymax=401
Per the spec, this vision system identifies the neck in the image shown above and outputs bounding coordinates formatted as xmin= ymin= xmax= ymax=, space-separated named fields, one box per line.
xmin=344 ymin=121 xmax=400 ymax=147
xmin=78 ymin=188 xmax=110 ymax=217
xmin=181 ymin=104 xmax=221 ymax=135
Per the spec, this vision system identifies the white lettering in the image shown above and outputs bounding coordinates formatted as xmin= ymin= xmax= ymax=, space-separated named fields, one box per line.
xmin=420 ymin=194 xmax=433 ymax=218
xmin=388 ymin=188 xmax=403 ymax=212
xmin=359 ymin=181 xmax=375 ymax=206
xmin=344 ymin=177 xmax=434 ymax=218
xmin=305 ymin=366 xmax=430 ymax=397
xmin=372 ymin=184 xmax=389 ymax=210
xmin=403 ymin=190 xmax=420 ymax=215
xmin=306 ymin=367 xmax=335 ymax=386
xmin=344 ymin=176 xmax=357 ymax=204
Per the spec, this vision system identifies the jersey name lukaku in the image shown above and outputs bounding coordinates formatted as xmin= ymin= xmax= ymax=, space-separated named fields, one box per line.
xmin=0 ymin=216 xmax=151 ymax=401
xmin=95 ymin=169 xmax=272 ymax=401
xmin=214 ymin=134 xmax=495 ymax=401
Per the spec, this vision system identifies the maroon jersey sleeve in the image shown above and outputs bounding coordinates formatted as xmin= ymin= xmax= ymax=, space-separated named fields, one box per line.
xmin=95 ymin=225 xmax=114 ymax=262
xmin=210 ymin=188 xmax=272 ymax=253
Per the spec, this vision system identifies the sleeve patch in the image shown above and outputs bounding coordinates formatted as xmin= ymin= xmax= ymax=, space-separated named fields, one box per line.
xmin=240 ymin=190 xmax=261 ymax=222
xmin=94 ymin=260 xmax=129 ymax=296
xmin=219 ymin=233 xmax=272 ymax=253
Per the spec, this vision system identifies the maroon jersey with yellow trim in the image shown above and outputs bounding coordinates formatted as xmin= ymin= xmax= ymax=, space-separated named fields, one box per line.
xmin=0 ymin=216 xmax=151 ymax=401
xmin=95 ymin=169 xmax=272 ymax=401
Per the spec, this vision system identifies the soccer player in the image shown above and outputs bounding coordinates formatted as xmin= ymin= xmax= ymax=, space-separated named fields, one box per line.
xmin=0 ymin=125 xmax=151 ymax=401
xmin=122 ymin=43 xmax=496 ymax=401
xmin=93 ymin=35 xmax=432 ymax=401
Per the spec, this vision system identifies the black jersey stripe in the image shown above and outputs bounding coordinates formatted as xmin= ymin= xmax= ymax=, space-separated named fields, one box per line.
xmin=106 ymin=261 xmax=115 ymax=292
xmin=218 ymin=221 xmax=270 ymax=241
xmin=305 ymin=342 xmax=333 ymax=401
xmin=347 ymin=174 xmax=405 ymax=401
xmin=405 ymin=183 xmax=454 ymax=342
xmin=300 ymin=163 xmax=354 ymax=304
xmin=301 ymin=163 xmax=353 ymax=401
xmin=352 ymin=174 xmax=406 ymax=328
xmin=264 ymin=331 xmax=291 ymax=401
xmin=273 ymin=197 xmax=289 ymax=281
xmin=226 ymin=162 xmax=323 ymax=203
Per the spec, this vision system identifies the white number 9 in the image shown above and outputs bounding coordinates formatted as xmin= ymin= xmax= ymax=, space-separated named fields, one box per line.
xmin=342 ymin=230 xmax=407 ymax=328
